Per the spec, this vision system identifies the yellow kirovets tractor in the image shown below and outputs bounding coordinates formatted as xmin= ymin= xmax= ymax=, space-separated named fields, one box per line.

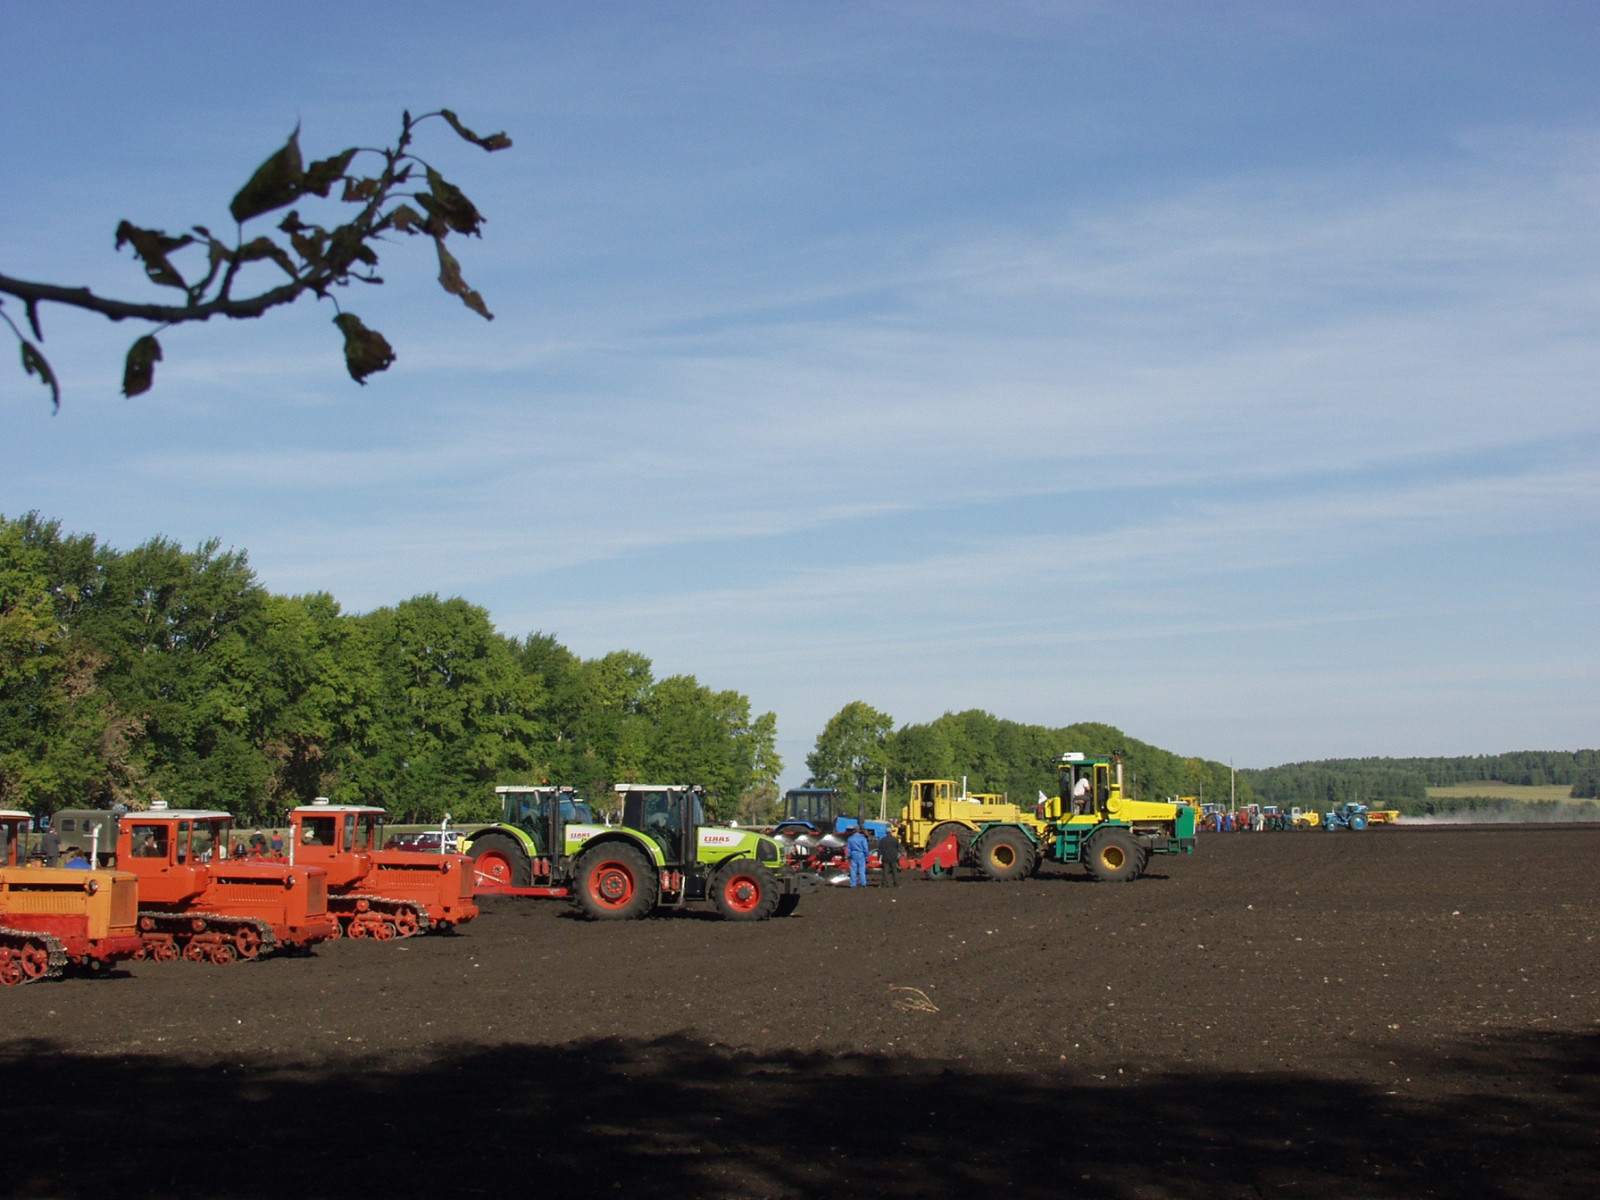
xmin=899 ymin=779 xmax=1048 ymax=865
xmin=900 ymin=755 xmax=1197 ymax=882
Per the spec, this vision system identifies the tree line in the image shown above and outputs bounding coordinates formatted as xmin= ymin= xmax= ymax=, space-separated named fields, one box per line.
xmin=1241 ymin=751 xmax=1600 ymax=811
xmin=803 ymin=702 xmax=1247 ymax=815
xmin=0 ymin=513 xmax=779 ymax=824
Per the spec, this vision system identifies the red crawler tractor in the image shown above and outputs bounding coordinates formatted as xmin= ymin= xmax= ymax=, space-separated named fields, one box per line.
xmin=0 ymin=810 xmax=144 ymax=985
xmin=287 ymin=800 xmax=478 ymax=939
xmin=56 ymin=803 xmax=338 ymax=964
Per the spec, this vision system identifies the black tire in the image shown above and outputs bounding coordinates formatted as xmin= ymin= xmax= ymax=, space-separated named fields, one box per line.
xmin=926 ymin=823 xmax=974 ymax=863
xmin=774 ymin=893 xmax=801 ymax=918
xmin=1083 ymin=829 xmax=1142 ymax=882
xmin=468 ymin=832 xmax=531 ymax=888
xmin=975 ymin=826 xmax=1035 ymax=881
xmin=575 ymin=844 xmax=657 ymax=920
xmin=712 ymin=858 xmax=781 ymax=921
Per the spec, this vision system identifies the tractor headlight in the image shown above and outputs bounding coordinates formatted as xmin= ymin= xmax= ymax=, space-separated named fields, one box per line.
xmin=285 ymin=873 xmax=297 ymax=888
xmin=85 ymin=878 xmax=99 ymax=895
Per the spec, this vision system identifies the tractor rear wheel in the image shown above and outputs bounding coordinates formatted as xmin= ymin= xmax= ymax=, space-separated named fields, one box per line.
xmin=774 ymin=893 xmax=801 ymax=918
xmin=712 ymin=859 xmax=781 ymax=921
xmin=575 ymin=844 xmax=656 ymax=921
xmin=469 ymin=833 xmax=531 ymax=888
xmin=1084 ymin=830 xmax=1142 ymax=882
xmin=975 ymin=827 xmax=1035 ymax=881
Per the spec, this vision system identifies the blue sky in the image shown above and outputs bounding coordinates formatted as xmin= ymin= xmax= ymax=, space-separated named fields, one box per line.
xmin=2 ymin=2 xmax=1596 ymax=782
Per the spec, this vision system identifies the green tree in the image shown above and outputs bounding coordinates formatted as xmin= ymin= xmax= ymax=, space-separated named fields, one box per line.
xmin=807 ymin=701 xmax=894 ymax=810
xmin=346 ymin=595 xmax=546 ymax=823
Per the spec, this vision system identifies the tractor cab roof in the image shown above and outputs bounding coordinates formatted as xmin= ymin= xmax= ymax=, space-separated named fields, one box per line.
xmin=291 ymin=800 xmax=385 ymax=815
xmin=126 ymin=808 xmax=233 ymax=821
xmin=0 ymin=809 xmax=29 ymax=820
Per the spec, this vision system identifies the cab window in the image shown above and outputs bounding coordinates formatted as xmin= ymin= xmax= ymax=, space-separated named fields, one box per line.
xmin=301 ymin=816 xmax=337 ymax=846
xmin=130 ymin=824 xmax=169 ymax=858
xmin=343 ymin=817 xmax=356 ymax=851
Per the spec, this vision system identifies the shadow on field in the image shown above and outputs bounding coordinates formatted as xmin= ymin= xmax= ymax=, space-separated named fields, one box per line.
xmin=1 ymin=1029 xmax=1595 ymax=1199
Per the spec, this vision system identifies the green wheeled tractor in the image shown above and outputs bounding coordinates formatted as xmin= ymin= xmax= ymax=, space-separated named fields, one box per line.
xmin=461 ymin=784 xmax=817 ymax=921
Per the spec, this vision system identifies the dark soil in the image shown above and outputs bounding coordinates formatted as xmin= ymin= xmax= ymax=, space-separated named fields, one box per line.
xmin=4 ymin=825 xmax=1598 ymax=1198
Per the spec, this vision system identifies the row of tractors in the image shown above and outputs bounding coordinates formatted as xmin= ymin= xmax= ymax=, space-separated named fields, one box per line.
xmin=0 ymin=800 xmax=478 ymax=987
xmin=2 ymin=751 xmax=1198 ymax=987
xmin=450 ymin=753 xmax=1199 ymax=903
xmin=1197 ymin=801 xmax=1401 ymax=832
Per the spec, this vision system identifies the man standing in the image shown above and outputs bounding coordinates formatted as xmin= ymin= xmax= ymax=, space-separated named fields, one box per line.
xmin=845 ymin=826 xmax=870 ymax=888
xmin=38 ymin=820 xmax=60 ymax=867
xmin=876 ymin=827 xmax=903 ymax=888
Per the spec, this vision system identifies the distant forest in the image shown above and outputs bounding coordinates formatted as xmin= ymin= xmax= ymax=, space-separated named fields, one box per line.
xmin=0 ymin=513 xmax=779 ymax=824
xmin=1241 ymin=751 xmax=1600 ymax=812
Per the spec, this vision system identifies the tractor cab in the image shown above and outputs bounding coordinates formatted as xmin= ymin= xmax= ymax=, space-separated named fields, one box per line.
xmin=288 ymin=801 xmax=386 ymax=888
xmin=618 ymin=785 xmax=703 ymax=866
xmin=496 ymin=786 xmax=592 ymax=856
xmin=909 ymin=780 xmax=959 ymax=821
xmin=1057 ymin=753 xmax=1115 ymax=817
xmin=117 ymin=805 xmax=239 ymax=907
xmin=774 ymin=788 xmax=839 ymax=836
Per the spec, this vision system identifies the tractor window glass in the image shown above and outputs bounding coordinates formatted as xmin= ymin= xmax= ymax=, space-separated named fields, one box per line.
xmin=693 ymin=795 xmax=704 ymax=827
xmin=301 ymin=817 xmax=337 ymax=846
xmin=342 ymin=818 xmax=356 ymax=851
xmin=60 ymin=818 xmax=76 ymax=833
xmin=643 ymin=793 xmax=677 ymax=834
xmin=191 ymin=826 xmax=214 ymax=861
xmin=131 ymin=824 xmax=168 ymax=858
xmin=176 ymin=821 xmax=192 ymax=861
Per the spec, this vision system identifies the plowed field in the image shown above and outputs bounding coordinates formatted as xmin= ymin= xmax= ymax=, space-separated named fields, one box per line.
xmin=4 ymin=825 xmax=1598 ymax=1198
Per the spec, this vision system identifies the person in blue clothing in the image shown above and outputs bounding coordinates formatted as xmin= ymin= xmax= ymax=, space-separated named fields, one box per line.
xmin=845 ymin=826 xmax=870 ymax=888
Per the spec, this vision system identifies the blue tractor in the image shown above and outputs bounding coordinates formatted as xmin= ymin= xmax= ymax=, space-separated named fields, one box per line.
xmin=773 ymin=788 xmax=888 ymax=840
xmin=1322 ymin=802 xmax=1370 ymax=831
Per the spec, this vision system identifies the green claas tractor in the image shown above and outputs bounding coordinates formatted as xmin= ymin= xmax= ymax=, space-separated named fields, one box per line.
xmin=462 ymin=784 xmax=816 ymax=920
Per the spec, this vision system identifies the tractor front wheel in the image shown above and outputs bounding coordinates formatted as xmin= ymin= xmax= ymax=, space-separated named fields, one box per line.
xmin=1084 ymin=830 xmax=1142 ymax=882
xmin=576 ymin=845 xmax=656 ymax=921
xmin=713 ymin=859 xmax=781 ymax=921
xmin=469 ymin=833 xmax=531 ymax=889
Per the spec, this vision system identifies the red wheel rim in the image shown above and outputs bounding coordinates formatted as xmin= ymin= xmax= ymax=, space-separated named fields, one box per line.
xmin=588 ymin=860 xmax=636 ymax=909
xmin=235 ymin=928 xmax=262 ymax=959
xmin=475 ymin=851 xmax=514 ymax=886
xmin=20 ymin=943 xmax=49 ymax=978
xmin=394 ymin=908 xmax=419 ymax=937
xmin=0 ymin=958 xmax=23 ymax=987
xmin=723 ymin=873 xmax=762 ymax=913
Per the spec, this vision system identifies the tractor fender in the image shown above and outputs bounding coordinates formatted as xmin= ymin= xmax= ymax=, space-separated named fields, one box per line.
xmin=571 ymin=829 xmax=666 ymax=869
xmin=974 ymin=820 xmax=1040 ymax=845
xmin=460 ymin=824 xmax=538 ymax=858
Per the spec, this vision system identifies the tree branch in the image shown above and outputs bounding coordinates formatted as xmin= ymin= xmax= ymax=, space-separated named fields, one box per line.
xmin=3 ymin=109 xmax=510 ymax=407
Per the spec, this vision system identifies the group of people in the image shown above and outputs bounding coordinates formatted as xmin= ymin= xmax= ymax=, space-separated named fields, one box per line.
xmin=842 ymin=826 xmax=904 ymax=888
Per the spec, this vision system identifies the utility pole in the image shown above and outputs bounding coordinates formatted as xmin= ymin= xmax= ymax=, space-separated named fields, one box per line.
xmin=1230 ymin=759 xmax=1236 ymax=813
xmin=880 ymin=769 xmax=888 ymax=824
